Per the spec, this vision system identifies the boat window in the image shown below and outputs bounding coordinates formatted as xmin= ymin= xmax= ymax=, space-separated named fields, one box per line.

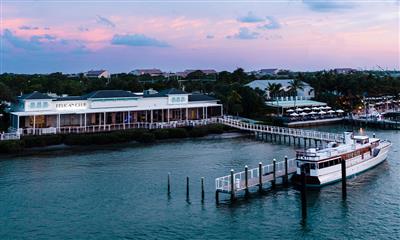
xmin=310 ymin=164 xmax=316 ymax=170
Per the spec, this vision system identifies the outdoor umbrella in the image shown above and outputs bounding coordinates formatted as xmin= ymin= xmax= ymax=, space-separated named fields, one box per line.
xmin=312 ymin=107 xmax=320 ymax=110
xmin=300 ymin=112 xmax=308 ymax=116
xmin=290 ymin=113 xmax=299 ymax=117
xmin=324 ymin=106 xmax=332 ymax=110
xmin=286 ymin=109 xmax=294 ymax=113
xmin=303 ymin=107 xmax=311 ymax=111
xmin=336 ymin=109 xmax=344 ymax=113
xmin=327 ymin=110 xmax=335 ymax=113
xmin=295 ymin=108 xmax=303 ymax=111
xmin=309 ymin=111 xmax=317 ymax=115
xmin=319 ymin=111 xmax=326 ymax=114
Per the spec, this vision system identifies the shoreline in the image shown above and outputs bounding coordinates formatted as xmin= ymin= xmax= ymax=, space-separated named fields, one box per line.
xmin=0 ymin=125 xmax=245 ymax=158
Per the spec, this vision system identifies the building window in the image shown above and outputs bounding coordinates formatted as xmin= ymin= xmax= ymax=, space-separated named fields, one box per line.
xmin=30 ymin=102 xmax=35 ymax=108
xmin=37 ymin=102 xmax=42 ymax=108
xmin=43 ymin=102 xmax=48 ymax=108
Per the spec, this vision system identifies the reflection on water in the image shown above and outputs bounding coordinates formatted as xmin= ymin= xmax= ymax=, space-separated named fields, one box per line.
xmin=0 ymin=126 xmax=399 ymax=239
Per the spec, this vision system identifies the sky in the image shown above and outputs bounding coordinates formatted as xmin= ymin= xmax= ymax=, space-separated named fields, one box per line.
xmin=1 ymin=0 xmax=399 ymax=73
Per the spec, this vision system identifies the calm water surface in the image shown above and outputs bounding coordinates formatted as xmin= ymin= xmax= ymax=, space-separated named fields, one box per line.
xmin=0 ymin=126 xmax=399 ymax=239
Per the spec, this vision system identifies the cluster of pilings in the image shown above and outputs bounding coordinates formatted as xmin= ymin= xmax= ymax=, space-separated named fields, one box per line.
xmin=253 ymin=131 xmax=326 ymax=149
xmin=167 ymin=173 xmax=205 ymax=203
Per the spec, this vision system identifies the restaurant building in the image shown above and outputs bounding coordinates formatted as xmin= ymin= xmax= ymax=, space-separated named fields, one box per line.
xmin=9 ymin=88 xmax=223 ymax=135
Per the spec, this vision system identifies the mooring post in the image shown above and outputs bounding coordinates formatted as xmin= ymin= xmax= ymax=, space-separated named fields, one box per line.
xmin=167 ymin=172 xmax=171 ymax=195
xmin=201 ymin=177 xmax=205 ymax=202
xmin=258 ymin=162 xmax=263 ymax=192
xmin=215 ymin=190 xmax=219 ymax=204
xmin=288 ymin=135 xmax=291 ymax=145
xmin=373 ymin=133 xmax=376 ymax=138
xmin=341 ymin=159 xmax=347 ymax=199
xmin=245 ymin=165 xmax=249 ymax=196
xmin=186 ymin=176 xmax=190 ymax=199
xmin=301 ymin=164 xmax=307 ymax=218
xmin=284 ymin=156 xmax=289 ymax=185
xmin=230 ymin=169 xmax=235 ymax=201
xmin=272 ymin=159 xmax=276 ymax=189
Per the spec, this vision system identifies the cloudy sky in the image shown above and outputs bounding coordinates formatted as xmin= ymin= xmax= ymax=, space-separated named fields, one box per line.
xmin=1 ymin=0 xmax=399 ymax=73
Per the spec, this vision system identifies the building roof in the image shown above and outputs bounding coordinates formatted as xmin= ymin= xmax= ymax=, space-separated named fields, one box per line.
xmin=158 ymin=88 xmax=187 ymax=95
xmin=246 ymin=79 xmax=310 ymax=91
xmin=54 ymin=96 xmax=85 ymax=101
xmin=131 ymin=69 xmax=163 ymax=75
xmin=188 ymin=94 xmax=217 ymax=102
xmin=266 ymin=99 xmax=327 ymax=108
xmin=86 ymin=70 xmax=107 ymax=77
xmin=84 ymin=90 xmax=138 ymax=99
xmin=18 ymin=91 xmax=53 ymax=100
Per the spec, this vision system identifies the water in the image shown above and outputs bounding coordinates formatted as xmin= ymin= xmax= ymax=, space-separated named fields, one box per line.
xmin=0 ymin=126 xmax=399 ymax=239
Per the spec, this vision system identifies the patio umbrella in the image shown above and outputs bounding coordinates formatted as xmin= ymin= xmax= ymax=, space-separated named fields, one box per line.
xmin=312 ymin=107 xmax=320 ymax=110
xmin=324 ymin=106 xmax=332 ymax=110
xmin=286 ymin=109 xmax=294 ymax=113
xmin=336 ymin=109 xmax=344 ymax=113
xmin=300 ymin=112 xmax=308 ymax=116
xmin=295 ymin=108 xmax=303 ymax=111
xmin=327 ymin=110 xmax=335 ymax=113
xmin=309 ymin=111 xmax=317 ymax=115
xmin=290 ymin=112 xmax=299 ymax=117
xmin=319 ymin=111 xmax=326 ymax=114
xmin=303 ymin=107 xmax=311 ymax=111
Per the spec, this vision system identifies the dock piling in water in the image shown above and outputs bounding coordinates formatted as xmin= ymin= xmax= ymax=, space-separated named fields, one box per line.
xmin=245 ymin=165 xmax=249 ymax=196
xmin=186 ymin=176 xmax=190 ymax=199
xmin=258 ymin=162 xmax=263 ymax=192
xmin=341 ymin=160 xmax=347 ymax=199
xmin=300 ymin=165 xmax=307 ymax=218
xmin=284 ymin=156 xmax=289 ymax=185
xmin=230 ymin=169 xmax=235 ymax=201
xmin=201 ymin=177 xmax=205 ymax=202
xmin=272 ymin=159 xmax=276 ymax=189
xmin=167 ymin=173 xmax=171 ymax=195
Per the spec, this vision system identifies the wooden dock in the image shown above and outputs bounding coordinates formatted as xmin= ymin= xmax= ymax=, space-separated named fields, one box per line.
xmin=218 ymin=117 xmax=344 ymax=144
xmin=215 ymin=158 xmax=297 ymax=200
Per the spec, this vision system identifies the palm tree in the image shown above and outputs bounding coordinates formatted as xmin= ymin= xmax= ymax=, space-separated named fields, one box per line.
xmin=266 ymin=83 xmax=282 ymax=100
xmin=227 ymin=90 xmax=242 ymax=116
xmin=289 ymin=79 xmax=305 ymax=108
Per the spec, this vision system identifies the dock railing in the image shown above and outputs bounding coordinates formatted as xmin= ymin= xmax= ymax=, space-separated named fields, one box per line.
xmin=215 ymin=158 xmax=296 ymax=193
xmin=218 ymin=116 xmax=344 ymax=143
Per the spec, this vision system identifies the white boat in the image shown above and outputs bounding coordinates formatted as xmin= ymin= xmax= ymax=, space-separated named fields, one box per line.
xmin=293 ymin=132 xmax=391 ymax=187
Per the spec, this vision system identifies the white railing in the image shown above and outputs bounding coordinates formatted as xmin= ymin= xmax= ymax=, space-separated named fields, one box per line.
xmin=0 ymin=132 xmax=20 ymax=141
xmin=215 ymin=158 xmax=297 ymax=192
xmin=218 ymin=117 xmax=344 ymax=143
xmin=18 ymin=118 xmax=220 ymax=136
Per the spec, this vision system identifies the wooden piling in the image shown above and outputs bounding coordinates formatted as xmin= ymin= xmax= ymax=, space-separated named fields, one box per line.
xmin=245 ymin=165 xmax=249 ymax=196
xmin=230 ymin=169 xmax=235 ymax=201
xmin=284 ymin=156 xmax=289 ymax=185
xmin=258 ymin=162 xmax=263 ymax=192
xmin=215 ymin=190 xmax=219 ymax=204
xmin=201 ymin=177 xmax=205 ymax=202
xmin=272 ymin=159 xmax=276 ymax=189
xmin=341 ymin=159 xmax=347 ymax=199
xmin=186 ymin=176 xmax=190 ymax=199
xmin=167 ymin=172 xmax=171 ymax=195
xmin=301 ymin=165 xmax=307 ymax=218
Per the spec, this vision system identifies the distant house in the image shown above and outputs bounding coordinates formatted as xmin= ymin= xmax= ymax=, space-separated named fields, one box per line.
xmin=130 ymin=69 xmax=163 ymax=77
xmin=333 ymin=68 xmax=357 ymax=74
xmin=84 ymin=70 xmax=110 ymax=79
xmin=176 ymin=69 xmax=217 ymax=78
xmin=257 ymin=68 xmax=280 ymax=76
xmin=245 ymin=79 xmax=315 ymax=99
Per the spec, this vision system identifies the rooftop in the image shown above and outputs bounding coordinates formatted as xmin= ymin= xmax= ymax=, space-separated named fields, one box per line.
xmin=18 ymin=91 xmax=53 ymax=100
xmin=266 ymin=99 xmax=327 ymax=108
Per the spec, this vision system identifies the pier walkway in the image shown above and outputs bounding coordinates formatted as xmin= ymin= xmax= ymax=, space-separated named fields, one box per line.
xmin=215 ymin=158 xmax=297 ymax=199
xmin=218 ymin=117 xmax=344 ymax=143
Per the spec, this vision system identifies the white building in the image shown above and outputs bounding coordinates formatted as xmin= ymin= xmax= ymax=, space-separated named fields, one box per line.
xmin=10 ymin=89 xmax=223 ymax=135
xmin=84 ymin=70 xmax=110 ymax=79
xmin=245 ymin=79 xmax=315 ymax=99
